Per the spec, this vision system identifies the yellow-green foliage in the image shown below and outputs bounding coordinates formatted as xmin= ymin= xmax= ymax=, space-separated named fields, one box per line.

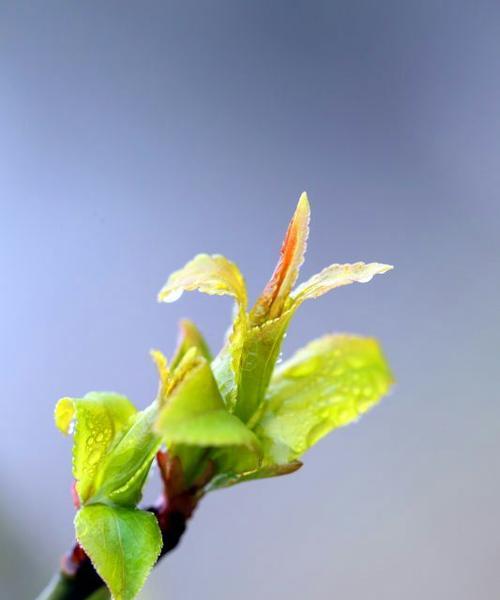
xmin=55 ymin=193 xmax=393 ymax=600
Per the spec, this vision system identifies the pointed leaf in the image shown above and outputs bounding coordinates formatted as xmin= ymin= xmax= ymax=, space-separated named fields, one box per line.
xmin=54 ymin=393 xmax=137 ymax=503
xmin=75 ymin=505 xmax=162 ymax=600
xmin=291 ymin=262 xmax=393 ymax=305
xmin=251 ymin=192 xmax=310 ymax=324
xmin=255 ymin=334 xmax=394 ymax=464
xmin=170 ymin=319 xmax=212 ymax=371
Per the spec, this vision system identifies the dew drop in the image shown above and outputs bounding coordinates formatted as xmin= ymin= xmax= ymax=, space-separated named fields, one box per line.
xmin=88 ymin=449 xmax=101 ymax=466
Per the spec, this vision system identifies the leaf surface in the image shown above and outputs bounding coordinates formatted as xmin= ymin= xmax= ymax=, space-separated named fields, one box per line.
xmin=234 ymin=309 xmax=294 ymax=424
xmin=54 ymin=393 xmax=137 ymax=503
xmin=94 ymin=404 xmax=162 ymax=506
xmin=156 ymin=354 xmax=258 ymax=450
xmin=162 ymin=410 xmax=259 ymax=449
xmin=75 ymin=505 xmax=162 ymax=600
xmin=255 ymin=334 xmax=394 ymax=464
xmin=291 ymin=262 xmax=393 ymax=305
xmin=158 ymin=253 xmax=247 ymax=307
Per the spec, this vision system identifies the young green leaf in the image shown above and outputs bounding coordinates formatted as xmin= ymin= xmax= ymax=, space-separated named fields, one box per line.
xmin=156 ymin=353 xmax=221 ymax=427
xmin=234 ymin=309 xmax=295 ymax=424
xmin=158 ymin=253 xmax=247 ymax=307
xmin=254 ymin=334 xmax=394 ymax=464
xmin=54 ymin=393 xmax=137 ymax=504
xmin=163 ymin=410 xmax=259 ymax=449
xmin=93 ymin=403 xmax=162 ymax=506
xmin=156 ymin=352 xmax=259 ymax=451
xmin=290 ymin=262 xmax=393 ymax=306
xmin=75 ymin=504 xmax=162 ymax=600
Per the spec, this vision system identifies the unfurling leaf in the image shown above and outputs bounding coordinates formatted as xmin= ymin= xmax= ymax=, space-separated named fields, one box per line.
xmin=254 ymin=334 xmax=394 ymax=464
xmin=75 ymin=505 xmax=162 ymax=600
xmin=54 ymin=393 xmax=137 ymax=503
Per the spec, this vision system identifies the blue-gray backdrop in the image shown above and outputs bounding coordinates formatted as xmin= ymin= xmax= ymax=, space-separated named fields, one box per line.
xmin=2 ymin=2 xmax=499 ymax=598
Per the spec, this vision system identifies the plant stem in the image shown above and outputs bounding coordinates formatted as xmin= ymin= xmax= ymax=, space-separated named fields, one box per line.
xmin=37 ymin=575 xmax=110 ymax=600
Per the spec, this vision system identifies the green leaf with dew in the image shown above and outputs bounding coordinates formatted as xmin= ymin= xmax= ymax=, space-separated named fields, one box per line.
xmin=75 ymin=504 xmax=162 ymax=600
xmin=158 ymin=253 xmax=247 ymax=307
xmin=234 ymin=309 xmax=294 ymax=424
xmin=54 ymin=392 xmax=137 ymax=504
xmin=254 ymin=334 xmax=394 ymax=464
xmin=92 ymin=403 xmax=162 ymax=506
xmin=290 ymin=262 xmax=393 ymax=306
xmin=155 ymin=351 xmax=259 ymax=451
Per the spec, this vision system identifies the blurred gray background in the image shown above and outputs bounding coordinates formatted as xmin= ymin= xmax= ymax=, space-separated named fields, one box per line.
xmin=1 ymin=2 xmax=499 ymax=598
